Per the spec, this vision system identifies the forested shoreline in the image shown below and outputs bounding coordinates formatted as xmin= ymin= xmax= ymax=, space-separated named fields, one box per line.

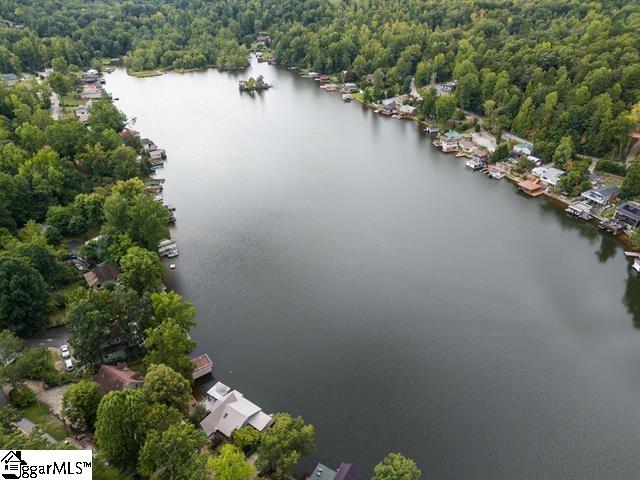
xmin=1 ymin=0 xmax=639 ymax=161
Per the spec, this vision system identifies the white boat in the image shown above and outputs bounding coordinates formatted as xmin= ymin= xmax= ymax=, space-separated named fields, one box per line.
xmin=633 ymin=258 xmax=640 ymax=273
xmin=342 ymin=94 xmax=352 ymax=102
xmin=170 ymin=264 xmax=176 ymax=269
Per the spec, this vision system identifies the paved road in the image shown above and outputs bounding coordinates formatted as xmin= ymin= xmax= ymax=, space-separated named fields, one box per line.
xmin=24 ymin=326 xmax=70 ymax=350
xmin=50 ymin=93 xmax=61 ymax=120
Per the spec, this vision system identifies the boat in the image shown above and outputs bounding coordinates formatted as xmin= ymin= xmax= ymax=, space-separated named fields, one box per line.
xmin=169 ymin=264 xmax=176 ymax=270
xmin=425 ymin=125 xmax=439 ymax=134
xmin=342 ymin=94 xmax=352 ymax=102
xmin=633 ymin=258 xmax=640 ymax=273
xmin=565 ymin=202 xmax=592 ymax=220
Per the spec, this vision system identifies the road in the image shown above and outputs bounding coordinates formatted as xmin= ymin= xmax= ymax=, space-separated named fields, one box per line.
xmin=50 ymin=93 xmax=61 ymax=120
xmin=24 ymin=326 xmax=70 ymax=350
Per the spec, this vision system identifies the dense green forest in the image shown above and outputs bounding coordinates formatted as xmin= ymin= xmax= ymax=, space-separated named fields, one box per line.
xmin=1 ymin=0 xmax=639 ymax=160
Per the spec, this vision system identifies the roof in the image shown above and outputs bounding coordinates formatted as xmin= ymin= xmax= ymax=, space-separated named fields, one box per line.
xmin=95 ymin=364 xmax=143 ymax=395
xmin=206 ymin=381 xmax=231 ymax=401
xmin=307 ymin=464 xmax=337 ymax=480
xmin=617 ymin=202 xmax=640 ymax=221
xmin=518 ymin=179 xmax=542 ymax=191
xmin=3 ymin=73 xmax=17 ymax=81
xmin=200 ymin=390 xmax=272 ymax=438
xmin=444 ymin=130 xmax=462 ymax=140
xmin=83 ymin=262 xmax=120 ymax=288
xmin=586 ymin=185 xmax=619 ymax=198
xmin=335 ymin=464 xmax=364 ymax=480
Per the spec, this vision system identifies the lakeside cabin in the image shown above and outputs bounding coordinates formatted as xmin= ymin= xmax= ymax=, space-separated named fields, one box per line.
xmin=200 ymin=381 xmax=273 ymax=439
xmin=581 ymin=186 xmax=619 ymax=207
xmin=532 ymin=166 xmax=565 ymax=186
xmin=191 ymin=353 xmax=213 ymax=380
xmin=615 ymin=202 xmax=640 ymax=228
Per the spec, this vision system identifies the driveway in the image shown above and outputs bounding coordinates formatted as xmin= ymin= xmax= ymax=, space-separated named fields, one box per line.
xmin=24 ymin=326 xmax=70 ymax=350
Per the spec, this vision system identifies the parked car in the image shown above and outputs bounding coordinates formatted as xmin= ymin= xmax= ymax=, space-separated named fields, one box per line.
xmin=65 ymin=359 xmax=73 ymax=371
xmin=60 ymin=345 xmax=70 ymax=359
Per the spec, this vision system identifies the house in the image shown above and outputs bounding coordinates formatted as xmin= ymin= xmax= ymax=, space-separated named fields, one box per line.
xmin=100 ymin=322 xmax=144 ymax=363
xmin=141 ymin=138 xmax=158 ymax=152
xmin=441 ymin=81 xmax=456 ymax=93
xmin=95 ymin=364 xmax=144 ymax=395
xmin=321 ymin=83 xmax=338 ymax=92
xmin=307 ymin=463 xmax=364 ymax=480
xmin=398 ymin=104 xmax=417 ymax=117
xmin=118 ymin=128 xmax=139 ymax=139
xmin=2 ymin=73 xmax=18 ymax=86
xmin=581 ymin=186 xmax=619 ymax=206
xmin=513 ymin=142 xmax=533 ymax=156
xmin=472 ymin=149 xmax=489 ymax=161
xmin=83 ymin=262 xmax=120 ymax=289
xmin=200 ymin=384 xmax=272 ymax=438
xmin=74 ymin=106 xmax=89 ymax=122
xmin=518 ymin=178 xmax=544 ymax=197
xmin=342 ymin=82 xmax=358 ymax=94
xmin=81 ymin=82 xmax=103 ymax=99
xmin=615 ymin=202 xmax=640 ymax=228
xmin=364 ymin=73 xmax=374 ymax=85
xmin=380 ymin=98 xmax=398 ymax=115
xmin=532 ymin=167 xmax=564 ymax=186
xmin=149 ymin=149 xmax=166 ymax=161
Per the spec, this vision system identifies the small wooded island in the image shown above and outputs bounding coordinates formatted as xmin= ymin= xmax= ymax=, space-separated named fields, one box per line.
xmin=239 ymin=75 xmax=271 ymax=92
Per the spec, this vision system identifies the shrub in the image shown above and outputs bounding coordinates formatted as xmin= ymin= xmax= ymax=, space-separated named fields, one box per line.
xmin=231 ymin=425 xmax=262 ymax=455
xmin=596 ymin=159 xmax=626 ymax=176
xmin=10 ymin=385 xmax=35 ymax=407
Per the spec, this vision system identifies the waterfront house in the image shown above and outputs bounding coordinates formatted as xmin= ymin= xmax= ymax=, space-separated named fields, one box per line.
xmin=518 ymin=178 xmax=544 ymax=197
xmin=149 ymin=149 xmax=165 ymax=162
xmin=342 ymin=82 xmax=358 ymax=94
xmin=83 ymin=262 xmax=120 ymax=289
xmin=532 ymin=167 xmax=564 ymax=186
xmin=581 ymin=186 xmax=619 ymax=206
xmin=380 ymin=98 xmax=399 ymax=115
xmin=425 ymin=125 xmax=439 ymax=134
xmin=321 ymin=83 xmax=338 ymax=92
xmin=615 ymin=202 xmax=640 ymax=228
xmin=398 ymin=104 xmax=417 ymax=117
xmin=200 ymin=383 xmax=272 ymax=438
xmin=317 ymin=75 xmax=330 ymax=83
xmin=95 ymin=364 xmax=144 ymax=395
xmin=472 ymin=149 xmax=489 ymax=161
xmin=307 ymin=463 xmax=364 ymax=480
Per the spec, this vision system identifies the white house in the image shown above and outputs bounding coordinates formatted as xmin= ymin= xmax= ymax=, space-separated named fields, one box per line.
xmin=200 ymin=382 xmax=272 ymax=438
xmin=532 ymin=166 xmax=564 ymax=186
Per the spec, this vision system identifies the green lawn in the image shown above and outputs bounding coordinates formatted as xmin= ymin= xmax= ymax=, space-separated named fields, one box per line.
xmin=20 ymin=402 xmax=70 ymax=441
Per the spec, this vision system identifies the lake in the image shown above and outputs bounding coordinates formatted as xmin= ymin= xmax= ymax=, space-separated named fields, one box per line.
xmin=107 ymin=60 xmax=640 ymax=480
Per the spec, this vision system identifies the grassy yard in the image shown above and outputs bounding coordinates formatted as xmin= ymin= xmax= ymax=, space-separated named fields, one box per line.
xmin=20 ymin=402 xmax=69 ymax=441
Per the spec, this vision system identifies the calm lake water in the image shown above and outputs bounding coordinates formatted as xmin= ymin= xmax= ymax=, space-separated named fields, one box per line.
xmin=108 ymin=60 xmax=640 ymax=480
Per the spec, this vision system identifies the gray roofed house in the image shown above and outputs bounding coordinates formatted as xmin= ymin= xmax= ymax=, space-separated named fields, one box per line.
xmin=580 ymin=185 xmax=619 ymax=206
xmin=615 ymin=202 xmax=640 ymax=227
xmin=200 ymin=388 xmax=272 ymax=438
